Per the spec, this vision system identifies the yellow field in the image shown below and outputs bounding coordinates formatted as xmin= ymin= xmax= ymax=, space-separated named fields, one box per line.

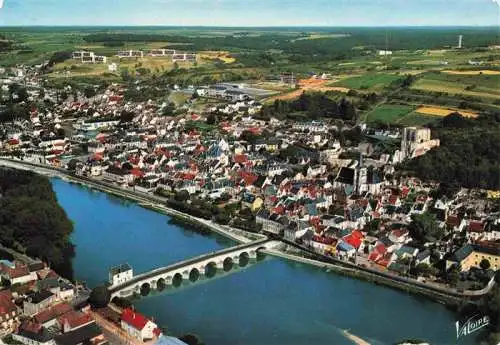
xmin=416 ymin=106 xmax=478 ymax=118
xmin=442 ymin=70 xmax=500 ymax=75
xmin=199 ymin=51 xmax=236 ymax=64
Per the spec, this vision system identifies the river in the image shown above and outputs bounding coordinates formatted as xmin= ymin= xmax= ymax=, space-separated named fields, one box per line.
xmin=52 ymin=178 xmax=482 ymax=345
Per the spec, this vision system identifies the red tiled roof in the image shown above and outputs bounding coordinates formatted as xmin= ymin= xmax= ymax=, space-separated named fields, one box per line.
xmin=239 ymin=171 xmax=258 ymax=186
xmin=21 ymin=321 xmax=42 ymax=334
xmin=343 ymin=234 xmax=362 ymax=249
xmin=312 ymin=235 xmax=336 ymax=245
xmin=447 ymin=215 xmax=461 ymax=227
xmin=388 ymin=195 xmax=399 ymax=205
xmin=0 ymin=291 xmax=16 ymax=316
xmin=233 ymin=154 xmax=248 ymax=164
xmin=121 ymin=308 xmax=150 ymax=331
xmin=1 ymin=263 xmax=30 ymax=279
xmin=468 ymin=221 xmax=484 ymax=233
xmin=34 ymin=303 xmax=72 ymax=324
xmin=58 ymin=310 xmax=93 ymax=329
xmin=130 ymin=168 xmax=145 ymax=178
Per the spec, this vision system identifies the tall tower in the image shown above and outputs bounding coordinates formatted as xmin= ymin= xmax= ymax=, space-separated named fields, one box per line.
xmin=458 ymin=35 xmax=463 ymax=49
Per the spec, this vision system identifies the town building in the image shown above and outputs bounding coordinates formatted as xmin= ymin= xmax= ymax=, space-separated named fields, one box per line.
xmin=280 ymin=72 xmax=297 ymax=86
xmin=149 ymin=49 xmax=176 ymax=57
xmin=24 ymin=291 xmax=56 ymax=316
xmin=399 ymin=127 xmax=440 ymax=161
xmin=109 ymin=264 xmax=133 ymax=286
xmin=12 ymin=322 xmax=55 ymax=345
xmin=117 ymin=50 xmax=144 ymax=58
xmin=0 ymin=261 xmax=38 ymax=285
xmin=0 ymin=290 xmax=19 ymax=334
xmin=72 ymin=51 xmax=107 ymax=64
xmin=172 ymin=53 xmax=196 ymax=62
xmin=120 ymin=308 xmax=161 ymax=342
xmin=446 ymin=244 xmax=500 ymax=271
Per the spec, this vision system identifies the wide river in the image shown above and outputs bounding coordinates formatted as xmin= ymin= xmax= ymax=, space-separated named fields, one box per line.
xmin=52 ymin=178 xmax=481 ymax=345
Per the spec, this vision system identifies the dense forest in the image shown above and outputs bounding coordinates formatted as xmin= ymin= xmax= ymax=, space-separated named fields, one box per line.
xmin=403 ymin=114 xmax=500 ymax=190
xmin=0 ymin=169 xmax=74 ymax=279
xmin=260 ymin=92 xmax=357 ymax=121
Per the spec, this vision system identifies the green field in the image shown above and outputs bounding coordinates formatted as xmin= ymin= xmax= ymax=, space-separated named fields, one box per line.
xmin=334 ymin=73 xmax=403 ymax=91
xmin=411 ymin=72 xmax=500 ymax=100
xmin=397 ymin=113 xmax=440 ymax=126
xmin=363 ymin=104 xmax=415 ymax=123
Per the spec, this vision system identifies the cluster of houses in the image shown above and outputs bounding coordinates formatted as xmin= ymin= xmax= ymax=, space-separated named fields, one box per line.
xmin=0 ymin=259 xmax=98 ymax=342
xmin=1 ymin=74 xmax=499 ymax=291
xmin=0 ymin=257 xmax=188 ymax=344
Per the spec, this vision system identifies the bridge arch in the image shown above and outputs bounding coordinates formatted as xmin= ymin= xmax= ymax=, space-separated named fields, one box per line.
xmin=157 ymin=278 xmax=166 ymax=291
xmin=239 ymin=251 xmax=250 ymax=267
xmin=256 ymin=246 xmax=267 ymax=261
xmin=223 ymin=257 xmax=233 ymax=271
xmin=140 ymin=282 xmax=151 ymax=296
xmin=205 ymin=262 xmax=217 ymax=278
xmin=172 ymin=273 xmax=183 ymax=287
xmin=189 ymin=268 xmax=200 ymax=282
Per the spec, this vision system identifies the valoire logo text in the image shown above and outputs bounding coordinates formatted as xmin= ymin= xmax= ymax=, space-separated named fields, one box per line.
xmin=456 ymin=314 xmax=490 ymax=339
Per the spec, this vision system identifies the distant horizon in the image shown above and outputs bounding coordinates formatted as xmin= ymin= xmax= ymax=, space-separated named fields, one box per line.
xmin=0 ymin=0 xmax=499 ymax=27
xmin=0 ymin=24 xmax=498 ymax=29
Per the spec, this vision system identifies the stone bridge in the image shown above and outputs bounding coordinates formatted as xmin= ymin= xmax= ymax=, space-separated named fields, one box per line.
xmin=109 ymin=239 xmax=280 ymax=298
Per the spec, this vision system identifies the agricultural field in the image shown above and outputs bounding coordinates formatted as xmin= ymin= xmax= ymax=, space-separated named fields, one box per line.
xmin=199 ymin=51 xmax=236 ymax=64
xmin=441 ymin=70 xmax=500 ymax=75
xmin=333 ymin=73 xmax=402 ymax=91
xmin=415 ymin=106 xmax=478 ymax=118
xmin=264 ymin=78 xmax=350 ymax=103
xmin=362 ymin=104 xmax=416 ymax=124
xmin=411 ymin=71 xmax=500 ymax=100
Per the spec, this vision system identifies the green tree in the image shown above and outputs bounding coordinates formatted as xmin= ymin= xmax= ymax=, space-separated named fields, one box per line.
xmin=89 ymin=286 xmax=110 ymax=308
xmin=174 ymin=190 xmax=190 ymax=202
xmin=408 ymin=212 xmax=443 ymax=244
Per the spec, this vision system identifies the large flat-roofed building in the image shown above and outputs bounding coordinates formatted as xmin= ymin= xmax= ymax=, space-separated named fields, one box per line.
xmin=149 ymin=49 xmax=176 ymax=57
xmin=72 ymin=51 xmax=107 ymax=64
xmin=172 ymin=53 xmax=197 ymax=62
xmin=117 ymin=50 xmax=144 ymax=58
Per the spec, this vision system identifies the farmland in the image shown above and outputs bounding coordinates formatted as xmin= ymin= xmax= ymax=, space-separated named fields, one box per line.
xmin=411 ymin=71 xmax=500 ymax=100
xmin=415 ymin=106 xmax=478 ymax=118
xmin=333 ymin=73 xmax=403 ymax=91
xmin=362 ymin=104 xmax=416 ymax=124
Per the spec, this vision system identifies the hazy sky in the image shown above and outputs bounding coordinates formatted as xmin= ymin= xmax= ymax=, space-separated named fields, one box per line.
xmin=0 ymin=0 xmax=499 ymax=26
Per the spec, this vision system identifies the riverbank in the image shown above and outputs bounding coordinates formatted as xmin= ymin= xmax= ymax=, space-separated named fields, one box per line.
xmin=49 ymin=173 xmax=483 ymax=345
xmin=0 ymin=158 xmax=493 ymax=307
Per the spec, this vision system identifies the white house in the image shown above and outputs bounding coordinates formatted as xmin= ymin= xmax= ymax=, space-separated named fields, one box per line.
xmin=120 ymin=308 xmax=160 ymax=342
xmin=109 ymin=264 xmax=133 ymax=287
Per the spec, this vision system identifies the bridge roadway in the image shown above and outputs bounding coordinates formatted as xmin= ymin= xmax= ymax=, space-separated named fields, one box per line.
xmin=108 ymin=238 xmax=279 ymax=298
